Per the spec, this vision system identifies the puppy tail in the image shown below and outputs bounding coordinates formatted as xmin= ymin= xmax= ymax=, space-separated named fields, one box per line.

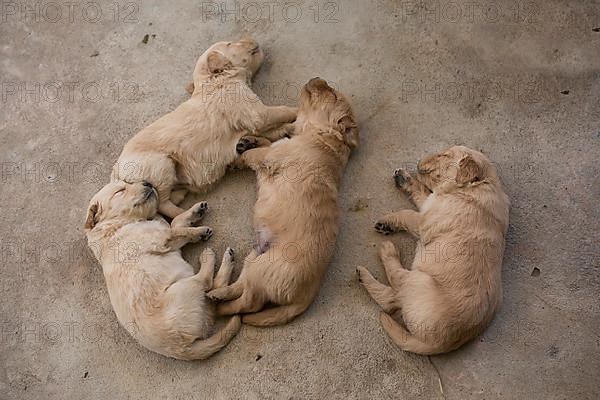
xmin=183 ymin=316 xmax=241 ymax=360
xmin=379 ymin=312 xmax=444 ymax=355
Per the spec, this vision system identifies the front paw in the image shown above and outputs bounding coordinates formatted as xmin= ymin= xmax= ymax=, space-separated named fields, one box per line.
xmin=191 ymin=201 xmax=208 ymax=218
xmin=393 ymin=168 xmax=413 ymax=190
xmin=237 ymin=136 xmax=259 ymax=154
xmin=356 ymin=267 xmax=366 ymax=283
xmin=199 ymin=227 xmax=213 ymax=241
xmin=375 ymin=221 xmax=394 ymax=235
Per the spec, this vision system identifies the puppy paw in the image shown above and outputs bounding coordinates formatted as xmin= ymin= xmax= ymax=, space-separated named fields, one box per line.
xmin=199 ymin=227 xmax=213 ymax=241
xmin=393 ymin=168 xmax=412 ymax=190
xmin=224 ymin=247 xmax=234 ymax=262
xmin=375 ymin=221 xmax=394 ymax=235
xmin=379 ymin=240 xmax=400 ymax=262
xmin=191 ymin=201 xmax=208 ymax=217
xmin=356 ymin=266 xmax=368 ymax=284
xmin=236 ymin=136 xmax=259 ymax=154
xmin=206 ymin=288 xmax=224 ymax=302
xmin=280 ymin=123 xmax=295 ymax=139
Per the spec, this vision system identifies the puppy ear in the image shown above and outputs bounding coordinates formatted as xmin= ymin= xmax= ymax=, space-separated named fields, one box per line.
xmin=338 ymin=115 xmax=359 ymax=148
xmin=456 ymin=155 xmax=482 ymax=184
xmin=84 ymin=203 xmax=99 ymax=231
xmin=206 ymin=51 xmax=233 ymax=74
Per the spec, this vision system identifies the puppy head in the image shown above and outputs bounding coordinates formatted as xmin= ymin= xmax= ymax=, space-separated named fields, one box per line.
xmin=192 ymin=37 xmax=264 ymax=84
xmin=298 ymin=77 xmax=359 ymax=148
xmin=84 ymin=180 xmax=158 ymax=231
xmin=417 ymin=146 xmax=495 ymax=189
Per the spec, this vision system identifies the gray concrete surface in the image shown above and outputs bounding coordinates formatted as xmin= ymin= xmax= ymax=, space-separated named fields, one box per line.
xmin=1 ymin=0 xmax=599 ymax=399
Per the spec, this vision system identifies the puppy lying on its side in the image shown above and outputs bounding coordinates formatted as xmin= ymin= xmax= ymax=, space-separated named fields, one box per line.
xmin=85 ymin=180 xmax=240 ymax=360
xmin=208 ymin=78 xmax=360 ymax=326
xmin=358 ymin=146 xmax=509 ymax=354
xmin=112 ymin=38 xmax=297 ymax=218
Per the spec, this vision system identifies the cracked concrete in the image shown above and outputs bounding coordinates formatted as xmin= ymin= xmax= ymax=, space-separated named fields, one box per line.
xmin=1 ymin=0 xmax=599 ymax=399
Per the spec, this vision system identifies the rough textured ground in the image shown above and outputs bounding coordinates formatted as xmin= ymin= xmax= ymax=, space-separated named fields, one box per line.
xmin=1 ymin=1 xmax=599 ymax=399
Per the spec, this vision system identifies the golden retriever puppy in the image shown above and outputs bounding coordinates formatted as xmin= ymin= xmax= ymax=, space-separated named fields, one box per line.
xmin=84 ymin=180 xmax=240 ymax=360
xmin=112 ymin=38 xmax=297 ymax=218
xmin=358 ymin=146 xmax=509 ymax=355
xmin=207 ymin=78 xmax=359 ymax=326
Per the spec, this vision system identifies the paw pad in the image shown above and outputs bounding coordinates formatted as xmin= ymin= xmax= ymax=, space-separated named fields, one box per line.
xmin=374 ymin=222 xmax=394 ymax=235
xmin=236 ymin=137 xmax=258 ymax=154
xmin=393 ymin=168 xmax=408 ymax=188
xmin=201 ymin=228 xmax=213 ymax=241
xmin=194 ymin=201 xmax=208 ymax=215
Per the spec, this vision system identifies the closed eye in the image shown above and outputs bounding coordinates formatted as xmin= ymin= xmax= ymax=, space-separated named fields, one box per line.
xmin=113 ymin=188 xmax=125 ymax=197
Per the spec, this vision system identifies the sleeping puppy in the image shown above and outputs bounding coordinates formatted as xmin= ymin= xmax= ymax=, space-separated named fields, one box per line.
xmin=85 ymin=180 xmax=240 ymax=360
xmin=358 ymin=146 xmax=509 ymax=355
xmin=207 ymin=78 xmax=359 ymax=326
xmin=112 ymin=37 xmax=297 ymax=218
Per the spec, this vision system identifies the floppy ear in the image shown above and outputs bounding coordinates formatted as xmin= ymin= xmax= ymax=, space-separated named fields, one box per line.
xmin=206 ymin=51 xmax=233 ymax=74
xmin=456 ymin=155 xmax=482 ymax=184
xmin=338 ymin=115 xmax=359 ymax=148
xmin=84 ymin=203 xmax=99 ymax=231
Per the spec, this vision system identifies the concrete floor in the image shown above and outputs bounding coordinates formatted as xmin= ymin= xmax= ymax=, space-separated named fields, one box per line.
xmin=1 ymin=0 xmax=599 ymax=399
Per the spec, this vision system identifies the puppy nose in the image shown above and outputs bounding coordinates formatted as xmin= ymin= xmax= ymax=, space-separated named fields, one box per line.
xmin=142 ymin=181 xmax=153 ymax=188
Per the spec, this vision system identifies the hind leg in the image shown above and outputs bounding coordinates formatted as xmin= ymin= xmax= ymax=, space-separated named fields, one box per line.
xmin=379 ymin=241 xmax=409 ymax=289
xmin=213 ymin=247 xmax=235 ymax=289
xmin=357 ymin=267 xmax=398 ymax=314
xmin=196 ymin=248 xmax=216 ymax=288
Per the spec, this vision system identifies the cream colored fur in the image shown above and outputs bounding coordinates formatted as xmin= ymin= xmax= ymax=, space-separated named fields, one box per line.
xmin=359 ymin=146 xmax=510 ymax=355
xmin=85 ymin=180 xmax=240 ymax=360
xmin=111 ymin=38 xmax=297 ymax=218
xmin=207 ymin=78 xmax=360 ymax=326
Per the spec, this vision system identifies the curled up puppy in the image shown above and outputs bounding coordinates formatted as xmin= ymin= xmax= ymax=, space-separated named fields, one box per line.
xmin=112 ymin=37 xmax=297 ymax=218
xmin=85 ymin=180 xmax=240 ymax=360
xmin=358 ymin=146 xmax=509 ymax=355
xmin=207 ymin=78 xmax=360 ymax=326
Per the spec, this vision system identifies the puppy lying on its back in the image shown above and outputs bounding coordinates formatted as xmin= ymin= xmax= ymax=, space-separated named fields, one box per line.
xmin=112 ymin=38 xmax=296 ymax=218
xmin=359 ymin=146 xmax=509 ymax=354
xmin=85 ymin=180 xmax=240 ymax=360
xmin=208 ymin=78 xmax=360 ymax=326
